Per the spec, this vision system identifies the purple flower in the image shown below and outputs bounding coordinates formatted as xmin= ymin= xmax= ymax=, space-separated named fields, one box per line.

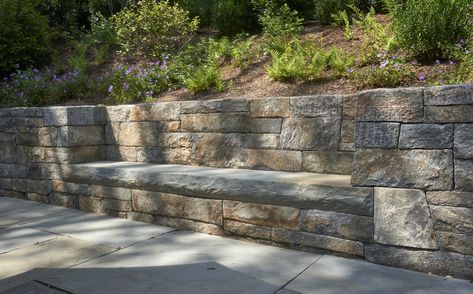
xmin=435 ymin=60 xmax=441 ymax=65
xmin=125 ymin=68 xmax=133 ymax=75
xmin=346 ymin=68 xmax=354 ymax=73
xmin=410 ymin=60 xmax=418 ymax=65
xmin=64 ymin=89 xmax=68 ymax=94
xmin=33 ymin=68 xmax=39 ymax=73
xmin=107 ymin=85 xmax=113 ymax=93
xmin=376 ymin=53 xmax=382 ymax=58
xmin=380 ymin=60 xmax=389 ymax=68
xmin=460 ymin=39 xmax=466 ymax=45
xmin=448 ymin=60 xmax=456 ymax=65
xmin=123 ymin=83 xmax=129 ymax=91
xmin=19 ymin=91 xmax=24 ymax=97
xmin=418 ymin=73 xmax=426 ymax=81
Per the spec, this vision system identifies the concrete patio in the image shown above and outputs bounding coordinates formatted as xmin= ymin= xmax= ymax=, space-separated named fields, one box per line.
xmin=1 ymin=197 xmax=472 ymax=294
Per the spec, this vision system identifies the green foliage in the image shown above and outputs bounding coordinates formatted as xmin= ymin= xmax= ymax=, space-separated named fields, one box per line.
xmin=314 ymin=0 xmax=356 ymax=24
xmin=184 ymin=64 xmax=225 ymax=93
xmin=254 ymin=0 xmax=304 ymax=38
xmin=213 ymin=0 xmax=256 ymax=35
xmin=331 ymin=10 xmax=353 ymax=40
xmin=112 ymin=0 xmax=199 ymax=59
xmin=0 ymin=0 xmax=52 ymax=76
xmin=267 ymin=40 xmax=354 ymax=81
xmin=231 ymin=35 xmax=259 ymax=69
xmin=351 ymin=60 xmax=415 ymax=89
xmin=387 ymin=0 xmax=473 ymax=61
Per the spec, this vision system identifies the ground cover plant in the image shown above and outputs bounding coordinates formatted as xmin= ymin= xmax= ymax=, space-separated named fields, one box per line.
xmin=1 ymin=0 xmax=472 ymax=107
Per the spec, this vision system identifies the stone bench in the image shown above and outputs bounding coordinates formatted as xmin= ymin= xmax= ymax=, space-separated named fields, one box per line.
xmin=54 ymin=161 xmax=374 ymax=257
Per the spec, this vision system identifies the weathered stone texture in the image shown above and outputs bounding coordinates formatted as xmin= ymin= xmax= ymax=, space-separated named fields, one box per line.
xmin=302 ymin=151 xmax=353 ymax=175
xmin=355 ymin=122 xmax=399 ymax=148
xmin=154 ymin=216 xmax=224 ymax=236
xmin=356 ymin=88 xmax=423 ymax=122
xmin=272 ymin=228 xmax=364 ymax=256
xmin=426 ymin=191 xmax=473 ymax=209
xmin=38 ymin=128 xmax=58 ymax=146
xmin=424 ymin=84 xmax=473 ymax=105
xmin=181 ymin=113 xmax=251 ymax=132
xmin=57 ymin=126 xmax=104 ymax=147
xmin=79 ymin=196 xmax=132 ymax=214
xmin=365 ymin=243 xmax=473 ymax=280
xmin=132 ymin=190 xmax=223 ymax=225
xmin=436 ymin=232 xmax=473 ymax=255
xmin=181 ymin=100 xmax=221 ymax=113
xmin=105 ymin=105 xmax=132 ymax=122
xmin=43 ymin=106 xmax=106 ymax=126
xmin=431 ymin=206 xmax=473 ymax=235
xmin=250 ymin=97 xmax=290 ymax=117
xmin=30 ymin=146 xmax=102 ymax=164
xmin=399 ymin=124 xmax=453 ymax=149
xmin=27 ymin=192 xmax=49 ymax=204
xmin=0 ymin=164 xmax=26 ymax=178
xmin=251 ymin=118 xmax=282 ymax=133
xmin=374 ymin=188 xmax=437 ymax=249
xmin=89 ymin=185 xmax=131 ymax=201
xmin=290 ymin=96 xmax=342 ymax=117
xmin=340 ymin=120 xmax=355 ymax=145
xmin=223 ymin=201 xmax=300 ymax=230
xmin=127 ymin=211 xmax=155 ymax=224
xmin=424 ymin=105 xmax=473 ymax=123
xmin=343 ymin=95 xmax=358 ymax=120
xmin=49 ymin=192 xmax=79 ymax=209
xmin=353 ymin=149 xmax=453 ymax=190
xmin=454 ymin=124 xmax=473 ymax=158
xmin=455 ymin=159 xmax=473 ymax=191
xmin=129 ymin=102 xmax=180 ymax=121
xmin=301 ymin=209 xmax=373 ymax=242
xmin=0 ymin=142 xmax=17 ymax=163
xmin=246 ymin=134 xmax=280 ymax=149
xmin=118 ymin=122 xmax=161 ymax=146
xmin=223 ymin=219 xmax=272 ymax=240
xmin=192 ymin=133 xmax=246 ymax=168
xmin=246 ymin=149 xmax=302 ymax=171
xmin=280 ymin=118 xmax=340 ymax=150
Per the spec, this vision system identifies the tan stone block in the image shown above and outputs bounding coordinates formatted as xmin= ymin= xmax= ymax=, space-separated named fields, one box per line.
xmin=223 ymin=219 xmax=272 ymax=240
xmin=250 ymin=97 xmax=290 ymax=117
xmin=246 ymin=149 xmax=302 ymax=172
xmin=118 ymin=122 xmax=161 ymax=146
xmin=129 ymin=102 xmax=180 ymax=121
xmin=154 ymin=216 xmax=224 ymax=236
xmin=181 ymin=113 xmax=251 ymax=132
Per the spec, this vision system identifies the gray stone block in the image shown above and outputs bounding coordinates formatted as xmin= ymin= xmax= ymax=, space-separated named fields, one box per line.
xmin=356 ymin=88 xmax=424 ymax=122
xmin=49 ymin=192 xmax=79 ymax=209
xmin=154 ymin=216 xmax=224 ymax=236
xmin=181 ymin=113 xmax=251 ymax=132
xmin=246 ymin=134 xmax=280 ymax=149
xmin=343 ymin=95 xmax=358 ymax=120
xmin=290 ymin=96 xmax=342 ymax=118
xmin=424 ymin=84 xmax=473 ymax=105
xmin=455 ymin=159 xmax=473 ymax=191
xmin=436 ymin=232 xmax=473 ymax=255
xmin=399 ymin=124 xmax=453 ymax=149
xmin=355 ymin=122 xmax=399 ymax=149
xmin=129 ymin=102 xmax=180 ymax=121
xmin=105 ymin=105 xmax=132 ymax=122
xmin=365 ymin=243 xmax=473 ymax=280
xmin=374 ymin=188 xmax=437 ymax=249
xmin=301 ymin=209 xmax=373 ymax=242
xmin=353 ymin=149 xmax=453 ymax=190
xmin=57 ymin=126 xmax=105 ymax=147
xmin=302 ymin=151 xmax=353 ymax=175
xmin=181 ymin=100 xmax=222 ymax=113
xmin=192 ymin=133 xmax=247 ymax=168
xmin=431 ymin=205 xmax=473 ymax=235
xmin=340 ymin=120 xmax=355 ymax=144
xmin=454 ymin=124 xmax=473 ymax=158
xmin=221 ymin=98 xmax=249 ymax=112
xmin=424 ymin=105 xmax=473 ymax=123
xmin=251 ymin=118 xmax=282 ymax=133
xmin=44 ymin=106 xmax=106 ymax=126
xmin=247 ymin=149 xmax=302 ymax=172
xmin=250 ymin=97 xmax=290 ymax=118
xmin=223 ymin=219 xmax=272 ymax=240
xmin=426 ymin=191 xmax=473 ymax=209
xmin=280 ymin=118 xmax=340 ymax=150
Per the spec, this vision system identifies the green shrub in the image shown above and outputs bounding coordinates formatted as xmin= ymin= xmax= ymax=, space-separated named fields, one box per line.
xmin=331 ymin=10 xmax=353 ymax=40
xmin=184 ymin=64 xmax=225 ymax=93
xmin=112 ymin=0 xmax=199 ymax=59
xmin=0 ymin=0 xmax=52 ymax=76
xmin=213 ymin=0 xmax=256 ymax=35
xmin=387 ymin=0 xmax=472 ymax=61
xmin=254 ymin=0 xmax=303 ymax=38
xmin=351 ymin=61 xmax=416 ymax=89
xmin=231 ymin=35 xmax=259 ymax=69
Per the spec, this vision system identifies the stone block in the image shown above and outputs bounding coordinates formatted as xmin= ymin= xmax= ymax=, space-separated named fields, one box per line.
xmin=431 ymin=205 xmax=473 ymax=235
xmin=38 ymin=164 xmax=62 ymax=180
xmin=221 ymin=98 xmax=249 ymax=112
xmin=352 ymin=149 xmax=453 ymax=190
xmin=223 ymin=219 xmax=272 ymax=240
xmin=118 ymin=122 xmax=161 ymax=146
xmin=157 ymin=133 xmax=193 ymax=148
xmin=0 ymin=163 xmax=26 ymax=178
xmin=88 ymin=185 xmax=132 ymax=201
xmin=27 ymin=192 xmax=49 ymax=204
xmin=139 ymin=147 xmax=193 ymax=165
xmin=31 ymin=146 xmax=102 ymax=163
xmin=250 ymin=97 xmax=290 ymax=118
xmin=455 ymin=159 xmax=473 ymax=191
xmin=272 ymin=228 xmax=364 ymax=256
xmin=15 ymin=130 xmax=39 ymax=146
xmin=356 ymin=88 xmax=423 ymax=122
xmin=340 ymin=120 xmax=355 ymax=144
xmin=15 ymin=117 xmax=43 ymax=128
xmin=0 ymin=142 xmax=17 ymax=163
xmin=49 ymin=193 xmax=79 ymax=209
xmin=280 ymin=118 xmax=341 ymax=150
xmin=129 ymin=102 xmax=180 ymax=121
xmin=424 ymin=84 xmax=473 ymax=105
xmin=436 ymin=232 xmax=473 ymax=255
xmin=290 ymin=96 xmax=342 ymax=117
xmin=246 ymin=134 xmax=280 ymax=149
xmin=399 ymin=124 xmax=453 ymax=149
xmin=132 ymin=190 xmax=223 ymax=225
xmin=426 ymin=191 xmax=473 ymax=208
xmin=38 ymin=128 xmax=58 ymax=146
xmin=301 ymin=209 xmax=373 ymax=242
xmin=246 ymin=149 xmax=302 ymax=171
xmin=181 ymin=113 xmax=251 ymax=132
xmin=43 ymin=106 xmax=106 ymax=126
xmin=339 ymin=142 xmax=355 ymax=151
xmin=374 ymin=188 xmax=437 ymax=249
xmin=104 ymin=146 xmax=138 ymax=162
xmin=181 ymin=100 xmax=222 ymax=113
xmin=127 ymin=212 xmax=154 ymax=224
xmin=302 ymin=151 xmax=353 ymax=175
xmin=251 ymin=118 xmax=282 ymax=133
xmin=53 ymin=180 xmax=89 ymax=195
xmin=355 ymin=122 xmax=399 ymax=148
xmin=192 ymin=133 xmax=246 ymax=168
xmin=57 ymin=126 xmax=104 ymax=147
xmin=424 ymin=105 xmax=473 ymax=123
xmin=223 ymin=200 xmax=300 ymax=230
xmin=27 ymin=179 xmax=53 ymax=195
xmin=454 ymin=124 xmax=473 ymax=158
xmin=11 ymin=178 xmax=27 ymax=192
xmin=342 ymin=95 xmax=358 ymax=120
xmin=0 ymin=178 xmax=12 ymax=190
xmin=154 ymin=216 xmax=224 ymax=236
xmin=365 ymin=243 xmax=473 ymax=280
xmin=105 ymin=105 xmax=132 ymax=122
xmin=79 ymin=196 xmax=132 ymax=214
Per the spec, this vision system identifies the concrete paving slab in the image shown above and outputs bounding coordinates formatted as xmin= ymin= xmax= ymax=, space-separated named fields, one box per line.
xmin=0 ymin=198 xmax=41 ymax=214
xmin=0 ymin=227 xmax=56 ymax=254
xmin=0 ymin=205 xmax=76 ymax=228
xmin=1 ymin=281 xmax=65 ymax=294
xmin=37 ymin=262 xmax=275 ymax=294
xmin=0 ymin=236 xmax=114 ymax=292
xmin=73 ymin=230 xmax=321 ymax=291
xmin=284 ymin=255 xmax=473 ymax=294
xmin=23 ymin=211 xmax=176 ymax=249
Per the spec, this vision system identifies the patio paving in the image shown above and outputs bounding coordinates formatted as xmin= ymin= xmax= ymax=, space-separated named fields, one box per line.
xmin=1 ymin=197 xmax=472 ymax=294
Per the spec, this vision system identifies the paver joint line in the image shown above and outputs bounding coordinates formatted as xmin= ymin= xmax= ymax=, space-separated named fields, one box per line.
xmin=34 ymin=280 xmax=74 ymax=294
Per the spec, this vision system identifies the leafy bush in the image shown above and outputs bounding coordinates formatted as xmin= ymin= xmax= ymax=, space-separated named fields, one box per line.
xmin=213 ymin=0 xmax=256 ymax=35
xmin=331 ymin=10 xmax=353 ymax=40
xmin=0 ymin=0 xmax=52 ymax=76
xmin=112 ymin=0 xmax=199 ymax=59
xmin=387 ymin=0 xmax=473 ymax=61
xmin=184 ymin=64 xmax=225 ymax=93
xmin=314 ymin=0 xmax=356 ymax=24
xmin=351 ymin=60 xmax=416 ymax=89
xmin=254 ymin=0 xmax=303 ymax=38
xmin=231 ymin=35 xmax=259 ymax=69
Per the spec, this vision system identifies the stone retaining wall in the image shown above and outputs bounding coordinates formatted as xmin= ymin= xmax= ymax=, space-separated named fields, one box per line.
xmin=1 ymin=84 xmax=473 ymax=279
